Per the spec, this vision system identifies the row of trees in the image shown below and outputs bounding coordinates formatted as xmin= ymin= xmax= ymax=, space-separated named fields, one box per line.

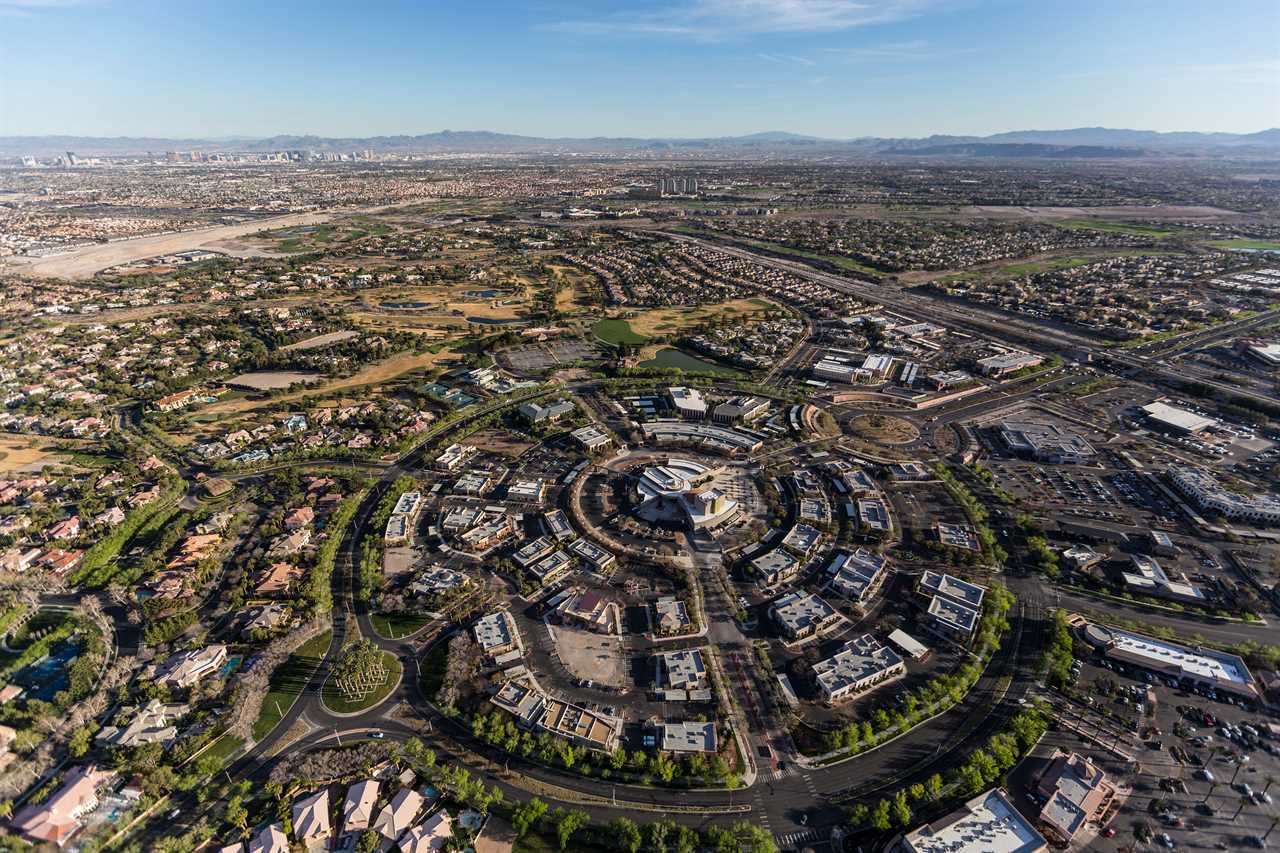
xmin=822 ymin=583 xmax=1014 ymax=756
xmin=509 ymin=797 xmax=773 ymax=853
xmin=847 ymin=707 xmax=1050 ymax=834
xmin=468 ymin=708 xmax=734 ymax=785
xmin=356 ymin=475 xmax=417 ymax=601
xmin=931 ymin=463 xmax=1009 ymax=564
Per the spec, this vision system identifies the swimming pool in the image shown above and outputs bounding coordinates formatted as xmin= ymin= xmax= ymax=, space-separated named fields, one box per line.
xmin=13 ymin=638 xmax=80 ymax=701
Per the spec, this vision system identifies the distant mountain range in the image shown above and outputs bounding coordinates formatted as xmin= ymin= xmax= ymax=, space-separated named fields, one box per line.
xmin=2 ymin=127 xmax=1278 ymax=159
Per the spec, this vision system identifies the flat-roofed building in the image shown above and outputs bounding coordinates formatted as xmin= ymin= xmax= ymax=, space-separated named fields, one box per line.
xmin=441 ymin=504 xmax=482 ymax=531
xmin=888 ymin=628 xmax=931 ymax=661
xmin=507 ymin=478 xmax=546 ymax=503
xmin=813 ymin=358 xmax=857 ymax=383
xmin=473 ymin=610 xmax=522 ymax=660
xmin=897 ymin=788 xmax=1046 ymax=853
xmin=827 ymin=549 xmax=889 ymax=603
xmin=918 ymin=571 xmax=986 ymax=644
xmin=640 ymin=420 xmax=763 ymax=455
xmin=540 ymin=697 xmax=623 ymax=752
xmin=654 ymin=596 xmax=692 ymax=635
xmin=434 ymin=442 xmax=477 ymax=471
xmin=857 ymin=497 xmax=892 ymax=534
xmin=1000 ymin=420 xmax=1096 ymax=464
xmin=837 ymin=468 xmax=879 ymax=496
xmin=712 ymin=395 xmax=770 ymax=425
xmin=669 ymin=386 xmax=707 ymax=420
xmin=887 ymin=462 xmax=932 ymax=481
xmin=781 ymin=522 xmax=823 ymax=556
xmin=459 ymin=513 xmax=515 ymax=551
xmin=490 ymin=675 xmax=546 ymax=727
xmin=513 ymin=536 xmax=556 ymax=568
xmin=1149 ymin=530 xmax=1178 ymax=556
xmin=384 ymin=513 xmax=411 ymax=546
xmin=658 ymin=648 xmax=708 ymax=690
xmin=752 ymin=548 xmax=800 ymax=589
xmin=978 ymin=352 xmax=1044 ymax=378
xmin=813 ymin=633 xmax=906 ymax=705
xmin=528 ymin=549 xmax=573 ymax=586
xmin=659 ymin=721 xmax=717 ymax=753
xmin=1033 ymin=750 xmax=1117 ymax=845
xmin=771 ymin=591 xmax=840 ymax=641
xmin=568 ymin=537 xmax=616 ymax=573
xmin=543 ymin=509 xmax=575 ymax=541
xmin=1170 ymin=466 xmax=1280 ymax=525
xmin=454 ymin=471 xmax=492 ymax=496
xmin=1143 ymin=401 xmax=1217 ymax=434
xmin=862 ymin=353 xmax=895 ymax=378
xmin=560 ymin=590 xmax=615 ymax=633
xmin=1082 ymin=622 xmax=1259 ymax=700
xmin=1122 ymin=554 xmax=1205 ymax=604
xmin=934 ymin=522 xmax=980 ymax=551
xmin=570 ymin=425 xmax=612 ymax=452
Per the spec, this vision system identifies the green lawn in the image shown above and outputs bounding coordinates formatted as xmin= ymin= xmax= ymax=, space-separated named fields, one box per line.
xmin=370 ymin=611 xmax=432 ymax=640
xmin=1207 ymin=239 xmax=1280 ymax=251
xmin=418 ymin=641 xmax=449 ymax=701
xmin=252 ymin=629 xmax=333 ymax=740
xmin=592 ymin=318 xmax=649 ymax=345
xmin=321 ymin=650 xmax=402 ymax=715
xmin=1054 ymin=219 xmax=1178 ymax=237
xmin=202 ymin=734 xmax=243 ymax=767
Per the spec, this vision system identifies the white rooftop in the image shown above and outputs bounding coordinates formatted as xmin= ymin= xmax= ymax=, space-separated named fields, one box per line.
xmin=1102 ymin=626 xmax=1253 ymax=687
xmin=903 ymin=788 xmax=1046 ymax=853
xmin=1143 ymin=401 xmax=1217 ymax=433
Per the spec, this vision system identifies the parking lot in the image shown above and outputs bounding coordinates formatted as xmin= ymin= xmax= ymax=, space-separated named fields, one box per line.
xmin=1056 ymin=652 xmax=1280 ymax=852
xmin=502 ymin=339 xmax=605 ymax=373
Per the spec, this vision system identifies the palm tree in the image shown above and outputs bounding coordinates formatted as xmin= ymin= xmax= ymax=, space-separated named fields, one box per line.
xmin=1264 ymin=775 xmax=1277 ymax=794
xmin=1234 ymin=796 xmax=1250 ymax=821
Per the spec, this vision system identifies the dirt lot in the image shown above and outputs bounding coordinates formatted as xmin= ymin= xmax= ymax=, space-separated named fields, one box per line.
xmin=553 ymin=623 xmax=626 ymax=688
xmin=467 ymin=428 xmax=536 ymax=458
xmin=3 ymin=210 xmax=339 ymax=279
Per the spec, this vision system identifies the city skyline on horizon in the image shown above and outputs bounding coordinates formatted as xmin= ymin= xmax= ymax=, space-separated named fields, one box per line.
xmin=1 ymin=0 xmax=1277 ymax=139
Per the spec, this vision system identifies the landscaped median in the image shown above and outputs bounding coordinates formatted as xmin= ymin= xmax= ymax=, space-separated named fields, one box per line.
xmin=370 ymin=611 xmax=432 ymax=640
xmin=250 ymin=627 xmax=333 ymax=740
xmin=321 ymin=638 xmax=402 ymax=715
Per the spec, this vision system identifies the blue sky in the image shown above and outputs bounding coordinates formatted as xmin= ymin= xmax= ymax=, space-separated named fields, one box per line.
xmin=1 ymin=0 xmax=1277 ymax=138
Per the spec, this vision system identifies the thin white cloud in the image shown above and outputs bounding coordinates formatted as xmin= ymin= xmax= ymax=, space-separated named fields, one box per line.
xmin=1175 ymin=59 xmax=1280 ymax=86
xmin=544 ymin=0 xmax=941 ymax=38
xmin=823 ymin=39 xmax=972 ymax=61
xmin=756 ymin=52 xmax=815 ymax=66
xmin=0 ymin=0 xmax=96 ymax=15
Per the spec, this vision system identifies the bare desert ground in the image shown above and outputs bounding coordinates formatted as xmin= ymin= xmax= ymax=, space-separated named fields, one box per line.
xmin=3 ymin=211 xmax=338 ymax=279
